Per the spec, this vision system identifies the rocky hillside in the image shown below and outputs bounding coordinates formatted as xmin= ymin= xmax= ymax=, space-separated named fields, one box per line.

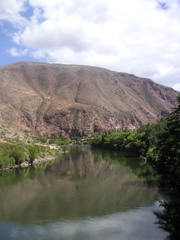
xmin=0 ymin=61 xmax=178 ymax=137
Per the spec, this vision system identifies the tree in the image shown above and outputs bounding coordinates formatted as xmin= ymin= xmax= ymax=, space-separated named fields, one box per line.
xmin=10 ymin=147 xmax=26 ymax=165
xmin=151 ymin=96 xmax=180 ymax=239
xmin=154 ymin=96 xmax=180 ymax=184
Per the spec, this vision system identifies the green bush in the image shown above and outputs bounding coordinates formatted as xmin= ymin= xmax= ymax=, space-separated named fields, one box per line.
xmin=10 ymin=147 xmax=26 ymax=165
xmin=91 ymin=130 xmax=147 ymax=156
xmin=0 ymin=141 xmax=57 ymax=169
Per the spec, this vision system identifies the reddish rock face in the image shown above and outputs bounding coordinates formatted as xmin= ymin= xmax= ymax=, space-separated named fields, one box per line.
xmin=0 ymin=62 xmax=178 ymax=137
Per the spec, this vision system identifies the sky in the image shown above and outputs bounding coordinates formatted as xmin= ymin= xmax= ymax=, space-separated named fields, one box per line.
xmin=0 ymin=0 xmax=180 ymax=91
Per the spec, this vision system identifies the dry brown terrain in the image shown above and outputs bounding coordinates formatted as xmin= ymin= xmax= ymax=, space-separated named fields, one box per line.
xmin=0 ymin=61 xmax=178 ymax=137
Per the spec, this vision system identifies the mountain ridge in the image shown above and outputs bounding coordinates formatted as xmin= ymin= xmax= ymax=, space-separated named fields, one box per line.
xmin=0 ymin=61 xmax=178 ymax=137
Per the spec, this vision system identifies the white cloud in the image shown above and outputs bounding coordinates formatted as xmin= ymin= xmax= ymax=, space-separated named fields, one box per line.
xmin=0 ymin=0 xmax=27 ymax=27
xmin=9 ymin=47 xmax=29 ymax=57
xmin=7 ymin=203 xmax=166 ymax=240
xmin=0 ymin=0 xmax=180 ymax=89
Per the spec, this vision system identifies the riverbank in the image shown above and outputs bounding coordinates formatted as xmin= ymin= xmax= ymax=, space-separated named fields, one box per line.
xmin=0 ymin=154 xmax=57 ymax=172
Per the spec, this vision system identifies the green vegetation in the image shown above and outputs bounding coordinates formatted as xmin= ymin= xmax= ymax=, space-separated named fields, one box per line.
xmin=0 ymin=141 xmax=58 ymax=169
xmin=91 ymin=97 xmax=180 ymax=239
xmin=0 ymin=132 xmax=90 ymax=169
xmin=0 ymin=161 xmax=52 ymax=189
xmin=91 ymin=130 xmax=145 ymax=155
xmin=153 ymin=97 xmax=180 ymax=240
xmin=90 ymin=117 xmax=166 ymax=157
xmin=34 ymin=134 xmax=90 ymax=145
xmin=48 ymin=136 xmax=71 ymax=145
xmin=152 ymin=96 xmax=180 ymax=186
xmin=91 ymin=96 xmax=179 ymax=171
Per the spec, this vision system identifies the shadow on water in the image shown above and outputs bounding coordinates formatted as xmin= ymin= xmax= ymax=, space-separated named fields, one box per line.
xmin=153 ymin=168 xmax=180 ymax=240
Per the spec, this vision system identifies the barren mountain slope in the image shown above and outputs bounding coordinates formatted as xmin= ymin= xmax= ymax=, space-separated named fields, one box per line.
xmin=0 ymin=62 xmax=178 ymax=136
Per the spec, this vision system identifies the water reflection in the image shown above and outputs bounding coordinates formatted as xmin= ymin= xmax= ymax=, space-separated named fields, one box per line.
xmin=154 ymin=168 xmax=180 ymax=240
xmin=0 ymin=147 xmax=158 ymax=224
xmin=0 ymin=203 xmax=165 ymax=240
xmin=0 ymin=146 xmax=167 ymax=240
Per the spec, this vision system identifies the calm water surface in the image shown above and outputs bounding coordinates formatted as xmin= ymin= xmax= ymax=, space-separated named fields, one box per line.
xmin=0 ymin=146 xmax=167 ymax=240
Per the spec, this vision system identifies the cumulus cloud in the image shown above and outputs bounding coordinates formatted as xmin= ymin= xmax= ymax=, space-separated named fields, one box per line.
xmin=0 ymin=0 xmax=27 ymax=27
xmin=0 ymin=0 xmax=180 ymax=89
xmin=9 ymin=47 xmax=29 ymax=57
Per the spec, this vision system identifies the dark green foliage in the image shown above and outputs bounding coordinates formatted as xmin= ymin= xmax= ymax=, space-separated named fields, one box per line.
xmin=49 ymin=136 xmax=70 ymax=145
xmin=10 ymin=147 xmax=26 ymax=165
xmin=91 ymin=130 xmax=147 ymax=156
xmin=0 ymin=143 xmax=26 ymax=168
xmin=138 ymin=118 xmax=167 ymax=148
xmin=0 ymin=154 xmax=15 ymax=168
xmin=27 ymin=144 xmax=39 ymax=163
xmin=0 ymin=141 xmax=55 ymax=168
xmin=149 ymin=96 xmax=180 ymax=240
xmin=155 ymin=199 xmax=180 ymax=240
xmin=152 ymin=96 xmax=180 ymax=184
xmin=91 ymin=114 xmax=171 ymax=158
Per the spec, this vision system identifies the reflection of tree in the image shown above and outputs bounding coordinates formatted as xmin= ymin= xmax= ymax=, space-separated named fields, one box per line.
xmin=153 ymin=96 xmax=180 ymax=240
xmin=154 ymin=187 xmax=180 ymax=240
xmin=92 ymin=147 xmax=157 ymax=186
xmin=0 ymin=161 xmax=51 ymax=189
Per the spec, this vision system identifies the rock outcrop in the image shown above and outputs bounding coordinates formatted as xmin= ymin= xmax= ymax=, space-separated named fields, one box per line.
xmin=0 ymin=62 xmax=178 ymax=136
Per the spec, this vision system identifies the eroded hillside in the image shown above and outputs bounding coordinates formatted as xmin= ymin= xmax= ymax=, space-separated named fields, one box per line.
xmin=0 ymin=62 xmax=178 ymax=137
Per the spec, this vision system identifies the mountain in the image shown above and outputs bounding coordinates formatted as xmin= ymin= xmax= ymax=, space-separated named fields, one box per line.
xmin=0 ymin=61 xmax=178 ymax=137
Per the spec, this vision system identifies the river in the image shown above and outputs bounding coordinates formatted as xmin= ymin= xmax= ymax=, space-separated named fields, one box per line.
xmin=0 ymin=146 xmax=167 ymax=240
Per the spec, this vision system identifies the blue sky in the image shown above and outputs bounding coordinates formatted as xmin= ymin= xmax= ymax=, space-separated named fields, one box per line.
xmin=0 ymin=0 xmax=180 ymax=91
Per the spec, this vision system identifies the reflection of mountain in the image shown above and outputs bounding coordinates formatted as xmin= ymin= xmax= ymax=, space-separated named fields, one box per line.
xmin=0 ymin=147 xmax=158 ymax=224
